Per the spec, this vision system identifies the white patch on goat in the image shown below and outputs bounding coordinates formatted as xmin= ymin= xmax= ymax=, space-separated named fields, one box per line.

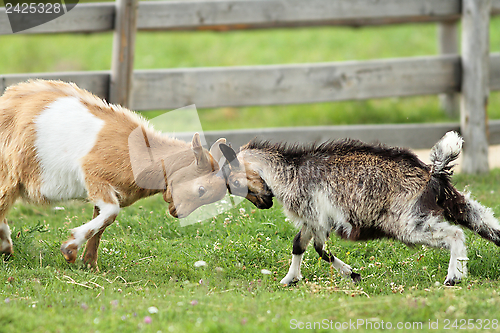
xmin=35 ymin=97 xmax=104 ymax=201
xmin=313 ymin=190 xmax=350 ymax=241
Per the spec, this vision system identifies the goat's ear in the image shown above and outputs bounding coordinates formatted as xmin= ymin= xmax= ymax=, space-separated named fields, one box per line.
xmin=191 ymin=132 xmax=202 ymax=150
xmin=210 ymin=138 xmax=227 ymax=166
xmin=191 ymin=132 xmax=209 ymax=166
xmin=220 ymin=143 xmax=240 ymax=168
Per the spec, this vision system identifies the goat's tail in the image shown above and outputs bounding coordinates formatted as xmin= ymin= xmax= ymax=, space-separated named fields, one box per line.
xmin=429 ymin=131 xmax=463 ymax=177
xmin=429 ymin=131 xmax=500 ymax=246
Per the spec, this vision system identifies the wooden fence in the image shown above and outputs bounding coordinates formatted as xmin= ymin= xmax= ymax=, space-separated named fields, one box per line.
xmin=1 ymin=0 xmax=500 ymax=173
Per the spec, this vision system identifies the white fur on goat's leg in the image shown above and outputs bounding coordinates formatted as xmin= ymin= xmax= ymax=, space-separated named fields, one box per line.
xmin=331 ymin=256 xmax=354 ymax=278
xmin=401 ymin=213 xmax=468 ymax=286
xmin=280 ymin=254 xmax=304 ymax=285
xmin=313 ymin=241 xmax=360 ymax=282
xmin=444 ymin=230 xmax=468 ymax=286
xmin=280 ymin=226 xmax=313 ymax=285
xmin=61 ymin=201 xmax=120 ymax=263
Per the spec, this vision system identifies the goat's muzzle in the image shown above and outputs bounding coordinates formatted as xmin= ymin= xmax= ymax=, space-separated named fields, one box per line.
xmin=247 ymin=183 xmax=274 ymax=209
xmin=249 ymin=193 xmax=274 ymax=209
xmin=163 ymin=188 xmax=181 ymax=218
xmin=168 ymin=204 xmax=179 ymax=218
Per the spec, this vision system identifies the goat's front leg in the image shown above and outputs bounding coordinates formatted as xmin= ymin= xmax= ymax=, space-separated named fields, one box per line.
xmin=313 ymin=240 xmax=361 ymax=282
xmin=280 ymin=226 xmax=313 ymax=286
xmin=61 ymin=201 xmax=120 ymax=263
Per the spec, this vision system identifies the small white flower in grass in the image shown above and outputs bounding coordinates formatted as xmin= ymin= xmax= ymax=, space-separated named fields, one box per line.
xmin=53 ymin=206 xmax=65 ymax=211
xmin=148 ymin=306 xmax=159 ymax=314
xmin=261 ymin=269 xmax=272 ymax=275
xmin=239 ymin=208 xmax=246 ymax=215
xmin=194 ymin=260 xmax=206 ymax=268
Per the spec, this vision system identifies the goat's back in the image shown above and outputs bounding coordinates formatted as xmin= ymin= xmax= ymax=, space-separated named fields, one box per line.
xmin=0 ymin=80 xmax=175 ymax=205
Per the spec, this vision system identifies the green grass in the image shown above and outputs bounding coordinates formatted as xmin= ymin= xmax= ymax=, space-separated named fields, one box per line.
xmin=2 ymin=171 xmax=500 ymax=332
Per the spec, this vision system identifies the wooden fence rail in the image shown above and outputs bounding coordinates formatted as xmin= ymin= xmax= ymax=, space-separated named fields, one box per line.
xmin=1 ymin=0 xmax=500 ymax=173
xmin=2 ymin=54 xmax=499 ymax=110
xmin=2 ymin=0 xmax=500 ymax=34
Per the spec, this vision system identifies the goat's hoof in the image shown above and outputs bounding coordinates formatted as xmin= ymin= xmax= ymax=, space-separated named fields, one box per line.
xmin=1 ymin=246 xmax=13 ymax=257
xmin=280 ymin=276 xmax=301 ymax=287
xmin=1 ymin=252 xmax=13 ymax=261
xmin=85 ymin=263 xmax=100 ymax=272
xmin=60 ymin=242 xmax=78 ymax=263
xmin=83 ymin=256 xmax=99 ymax=272
xmin=286 ymin=279 xmax=300 ymax=287
xmin=444 ymin=277 xmax=461 ymax=286
xmin=350 ymin=272 xmax=362 ymax=283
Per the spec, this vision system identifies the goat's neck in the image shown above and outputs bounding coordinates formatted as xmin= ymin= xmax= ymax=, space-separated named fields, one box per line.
xmin=242 ymin=149 xmax=294 ymax=200
xmin=145 ymin=131 xmax=196 ymax=181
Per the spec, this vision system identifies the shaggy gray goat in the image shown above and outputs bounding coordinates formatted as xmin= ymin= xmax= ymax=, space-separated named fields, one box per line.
xmin=219 ymin=132 xmax=500 ymax=286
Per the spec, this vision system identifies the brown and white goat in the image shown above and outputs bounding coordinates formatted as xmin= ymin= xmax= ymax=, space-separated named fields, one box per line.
xmin=0 ymin=80 xmax=228 ymax=267
xmin=220 ymin=132 xmax=500 ymax=286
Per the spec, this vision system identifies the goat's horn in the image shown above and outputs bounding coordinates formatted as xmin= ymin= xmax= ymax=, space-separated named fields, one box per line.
xmin=219 ymin=144 xmax=239 ymax=168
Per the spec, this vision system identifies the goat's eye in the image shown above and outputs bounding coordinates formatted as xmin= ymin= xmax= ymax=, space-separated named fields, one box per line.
xmin=198 ymin=186 xmax=206 ymax=197
xmin=233 ymin=180 xmax=240 ymax=188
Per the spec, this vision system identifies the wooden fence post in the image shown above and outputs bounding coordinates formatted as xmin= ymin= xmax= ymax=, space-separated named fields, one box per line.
xmin=438 ymin=21 xmax=459 ymax=117
xmin=109 ymin=0 xmax=139 ymax=108
xmin=460 ymin=0 xmax=491 ymax=174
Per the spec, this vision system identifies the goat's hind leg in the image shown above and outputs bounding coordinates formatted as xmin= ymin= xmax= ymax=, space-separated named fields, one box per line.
xmin=81 ymin=206 xmax=106 ymax=270
xmin=403 ymin=213 xmax=467 ymax=286
xmin=314 ymin=240 xmax=361 ymax=282
xmin=280 ymin=226 xmax=313 ymax=286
